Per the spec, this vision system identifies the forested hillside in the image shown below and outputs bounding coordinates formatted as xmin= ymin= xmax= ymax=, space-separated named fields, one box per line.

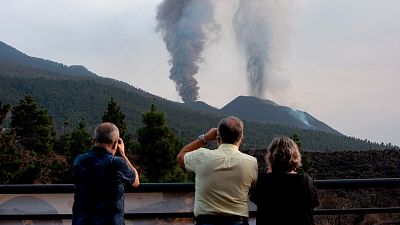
xmin=0 ymin=63 xmax=394 ymax=151
xmin=220 ymin=95 xmax=340 ymax=135
xmin=0 ymin=41 xmax=96 ymax=76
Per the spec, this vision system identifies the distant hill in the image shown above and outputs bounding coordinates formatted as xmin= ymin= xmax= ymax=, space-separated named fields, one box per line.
xmin=220 ymin=96 xmax=341 ymax=135
xmin=0 ymin=41 xmax=96 ymax=77
xmin=0 ymin=41 xmax=394 ymax=151
xmin=183 ymin=96 xmax=341 ymax=135
xmin=181 ymin=101 xmax=220 ymax=114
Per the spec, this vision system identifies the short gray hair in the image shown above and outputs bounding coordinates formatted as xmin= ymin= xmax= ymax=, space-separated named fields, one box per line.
xmin=218 ymin=116 xmax=244 ymax=144
xmin=93 ymin=122 xmax=120 ymax=144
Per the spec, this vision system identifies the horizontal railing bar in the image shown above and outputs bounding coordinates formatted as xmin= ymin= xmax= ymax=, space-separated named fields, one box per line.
xmin=314 ymin=207 xmax=400 ymax=215
xmin=1 ymin=207 xmax=400 ymax=220
xmin=0 ymin=214 xmax=70 ymax=220
xmin=0 ymin=184 xmax=74 ymax=194
xmin=1 ymin=178 xmax=400 ymax=194
xmin=0 ymin=183 xmax=195 ymax=194
xmin=315 ymin=178 xmax=400 ymax=189
xmin=1 ymin=179 xmax=399 ymax=221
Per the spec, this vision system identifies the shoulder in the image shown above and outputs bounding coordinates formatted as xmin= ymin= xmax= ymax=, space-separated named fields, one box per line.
xmin=295 ymin=173 xmax=317 ymax=191
xmin=109 ymin=156 xmax=134 ymax=175
xmin=238 ymin=151 xmax=258 ymax=163
xmin=301 ymin=173 xmax=315 ymax=184
xmin=185 ymin=147 xmax=212 ymax=158
xmin=184 ymin=148 xmax=212 ymax=163
xmin=300 ymin=173 xmax=314 ymax=181
xmin=110 ymin=155 xmax=127 ymax=166
xmin=184 ymin=148 xmax=212 ymax=171
xmin=73 ymin=151 xmax=91 ymax=165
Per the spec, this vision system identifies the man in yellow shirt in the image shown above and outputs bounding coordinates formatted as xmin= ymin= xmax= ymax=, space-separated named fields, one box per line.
xmin=177 ymin=116 xmax=258 ymax=225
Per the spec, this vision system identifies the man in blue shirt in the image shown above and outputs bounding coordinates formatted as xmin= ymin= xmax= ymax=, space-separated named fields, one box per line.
xmin=72 ymin=122 xmax=140 ymax=225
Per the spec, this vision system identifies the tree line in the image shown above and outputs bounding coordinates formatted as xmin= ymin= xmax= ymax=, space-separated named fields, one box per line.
xmin=1 ymin=67 xmax=396 ymax=152
xmin=0 ymin=95 xmax=190 ymax=184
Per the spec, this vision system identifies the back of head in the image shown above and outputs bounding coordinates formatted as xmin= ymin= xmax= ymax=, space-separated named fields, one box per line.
xmin=266 ymin=137 xmax=302 ymax=173
xmin=93 ymin=122 xmax=120 ymax=144
xmin=218 ymin=116 xmax=244 ymax=144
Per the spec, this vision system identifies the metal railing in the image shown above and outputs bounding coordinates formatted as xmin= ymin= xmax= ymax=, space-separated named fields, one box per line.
xmin=0 ymin=178 xmax=399 ymax=221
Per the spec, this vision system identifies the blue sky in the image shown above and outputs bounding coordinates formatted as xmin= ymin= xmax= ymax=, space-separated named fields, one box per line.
xmin=1 ymin=0 xmax=399 ymax=147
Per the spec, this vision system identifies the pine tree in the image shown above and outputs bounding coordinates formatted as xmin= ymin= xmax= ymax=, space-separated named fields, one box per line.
xmin=55 ymin=119 xmax=92 ymax=162
xmin=10 ymin=95 xmax=55 ymax=154
xmin=53 ymin=119 xmax=93 ymax=183
xmin=102 ymin=97 xmax=130 ymax=141
xmin=10 ymin=95 xmax=37 ymax=138
xmin=67 ymin=119 xmax=92 ymax=164
xmin=33 ymin=106 xmax=56 ymax=154
xmin=136 ymin=104 xmax=186 ymax=182
xmin=0 ymin=104 xmax=21 ymax=183
xmin=101 ymin=97 xmax=136 ymax=159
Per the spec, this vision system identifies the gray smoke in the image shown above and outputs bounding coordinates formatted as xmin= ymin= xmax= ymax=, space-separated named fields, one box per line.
xmin=233 ymin=0 xmax=290 ymax=98
xmin=290 ymin=109 xmax=312 ymax=127
xmin=156 ymin=0 xmax=218 ymax=102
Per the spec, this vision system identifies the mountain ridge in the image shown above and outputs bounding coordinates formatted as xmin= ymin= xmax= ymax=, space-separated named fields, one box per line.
xmin=0 ymin=41 xmax=97 ymax=77
xmin=182 ymin=96 xmax=341 ymax=135
xmin=0 ymin=40 xmax=393 ymax=151
xmin=221 ymin=96 xmax=341 ymax=135
xmin=1 ymin=40 xmax=339 ymax=135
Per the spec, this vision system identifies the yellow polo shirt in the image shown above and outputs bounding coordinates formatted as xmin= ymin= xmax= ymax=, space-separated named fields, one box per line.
xmin=184 ymin=144 xmax=258 ymax=217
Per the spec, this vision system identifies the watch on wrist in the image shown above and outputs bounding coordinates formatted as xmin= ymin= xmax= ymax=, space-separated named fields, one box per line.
xmin=197 ymin=134 xmax=208 ymax=144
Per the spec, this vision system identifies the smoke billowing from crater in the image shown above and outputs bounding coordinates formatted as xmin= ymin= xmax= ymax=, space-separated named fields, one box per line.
xmin=156 ymin=0 xmax=290 ymax=102
xmin=233 ymin=0 xmax=290 ymax=99
xmin=156 ymin=0 xmax=218 ymax=102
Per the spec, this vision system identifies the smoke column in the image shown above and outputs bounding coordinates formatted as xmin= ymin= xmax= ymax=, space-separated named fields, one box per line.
xmin=233 ymin=0 xmax=290 ymax=98
xmin=156 ymin=0 xmax=218 ymax=102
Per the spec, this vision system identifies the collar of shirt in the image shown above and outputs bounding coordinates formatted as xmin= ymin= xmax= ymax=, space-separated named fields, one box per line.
xmin=92 ymin=146 xmax=113 ymax=155
xmin=217 ymin=143 xmax=239 ymax=152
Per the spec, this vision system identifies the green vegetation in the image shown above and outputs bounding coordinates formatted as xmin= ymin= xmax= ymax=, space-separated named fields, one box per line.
xmin=0 ymin=63 xmax=395 ymax=151
xmin=102 ymin=97 xmax=130 ymax=141
xmin=11 ymin=95 xmax=55 ymax=155
xmin=136 ymin=104 xmax=188 ymax=183
xmin=0 ymin=131 xmax=21 ymax=182
xmin=1 ymin=94 xmax=398 ymax=185
xmin=55 ymin=119 xmax=92 ymax=165
xmin=0 ymin=59 xmax=398 ymax=185
xmin=0 ymin=95 xmax=193 ymax=184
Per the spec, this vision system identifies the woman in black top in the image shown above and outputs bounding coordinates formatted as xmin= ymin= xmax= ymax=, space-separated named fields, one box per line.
xmin=250 ymin=137 xmax=319 ymax=225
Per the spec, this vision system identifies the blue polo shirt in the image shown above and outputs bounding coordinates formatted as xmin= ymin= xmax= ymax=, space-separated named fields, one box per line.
xmin=72 ymin=146 xmax=136 ymax=225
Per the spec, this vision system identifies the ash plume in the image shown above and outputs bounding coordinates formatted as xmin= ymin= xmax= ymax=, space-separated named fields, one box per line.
xmin=156 ymin=0 xmax=218 ymax=102
xmin=233 ymin=0 xmax=290 ymax=98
